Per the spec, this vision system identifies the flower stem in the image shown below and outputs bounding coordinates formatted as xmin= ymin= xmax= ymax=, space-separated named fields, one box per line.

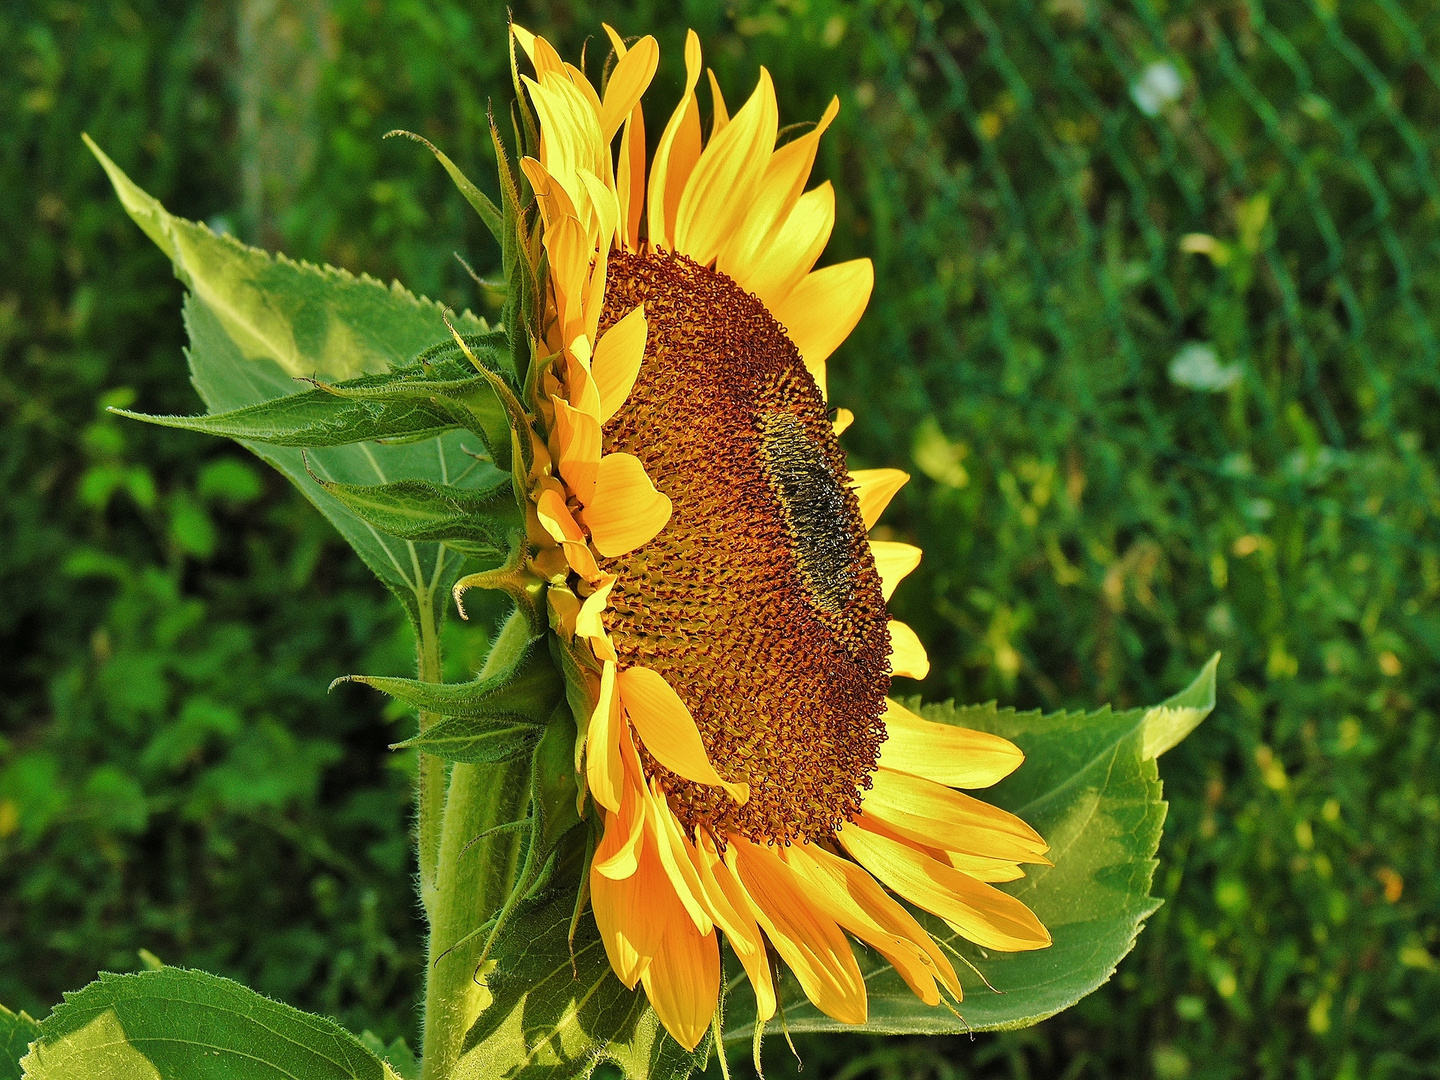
xmin=416 ymin=598 xmax=446 ymax=917
xmin=419 ymin=609 xmax=535 ymax=1080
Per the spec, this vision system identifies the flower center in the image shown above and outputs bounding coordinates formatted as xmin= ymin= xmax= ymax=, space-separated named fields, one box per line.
xmin=596 ymin=250 xmax=892 ymax=844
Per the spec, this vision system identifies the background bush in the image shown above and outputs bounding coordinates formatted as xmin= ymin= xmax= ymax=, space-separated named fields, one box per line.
xmin=2 ymin=1 xmax=1437 ymax=1077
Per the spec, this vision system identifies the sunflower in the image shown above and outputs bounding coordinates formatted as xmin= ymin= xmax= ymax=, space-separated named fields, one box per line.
xmin=495 ymin=23 xmax=1053 ymax=1050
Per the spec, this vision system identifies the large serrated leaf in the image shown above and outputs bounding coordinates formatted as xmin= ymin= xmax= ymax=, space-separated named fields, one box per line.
xmin=452 ymin=886 xmax=711 ymax=1080
xmin=2 ymin=1003 xmax=41 ymax=1080
xmin=314 ymin=475 xmax=519 ymax=557
xmin=451 ymin=662 xmax=1216 ymax=1075
xmin=19 ymin=969 xmax=398 ymax=1080
xmin=86 ymin=136 xmax=507 ymax=631
xmin=723 ymin=655 xmax=1220 ymax=1038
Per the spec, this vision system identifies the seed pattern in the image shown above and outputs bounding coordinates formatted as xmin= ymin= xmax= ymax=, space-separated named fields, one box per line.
xmin=595 ymin=249 xmax=891 ymax=844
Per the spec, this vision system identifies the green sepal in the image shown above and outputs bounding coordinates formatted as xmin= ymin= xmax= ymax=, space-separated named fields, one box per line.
xmin=19 ymin=968 xmax=398 ymax=1080
xmin=343 ymin=636 xmax=558 ymax=723
xmin=385 ymin=129 xmax=503 ymax=246
xmin=310 ymin=474 xmax=518 ymax=558
xmin=395 ymin=716 xmax=544 ymax=765
xmin=2 ymin=1003 xmax=41 ymax=1080
xmin=531 ymin=703 xmax=583 ymax=860
xmin=111 ymin=389 xmax=460 ymax=447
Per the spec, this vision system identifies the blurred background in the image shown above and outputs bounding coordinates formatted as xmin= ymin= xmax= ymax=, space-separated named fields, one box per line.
xmin=3 ymin=1 xmax=1439 ymax=1076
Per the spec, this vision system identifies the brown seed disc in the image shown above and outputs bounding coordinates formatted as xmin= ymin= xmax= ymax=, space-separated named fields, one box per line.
xmin=594 ymin=249 xmax=891 ymax=844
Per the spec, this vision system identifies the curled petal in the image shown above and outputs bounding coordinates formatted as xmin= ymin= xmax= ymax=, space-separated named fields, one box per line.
xmin=850 ymin=467 xmax=909 ymax=530
xmin=618 ymin=666 xmax=749 ymax=804
xmin=837 ymin=816 xmax=1052 ymax=953
xmin=773 ymin=258 xmax=873 ymax=396
xmin=869 ymin=540 xmax=922 ymax=602
xmin=888 ymin=619 xmax=930 ymax=680
xmin=592 ymin=303 xmax=647 ymax=424
xmin=581 ymin=453 xmax=672 ymax=557
xmin=877 ymin=698 xmax=1025 ymax=789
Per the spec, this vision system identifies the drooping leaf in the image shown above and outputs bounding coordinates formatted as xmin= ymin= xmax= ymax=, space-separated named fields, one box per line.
xmin=2 ymin=1003 xmax=41 ymax=1080
xmin=314 ymin=475 xmax=519 ymax=557
xmin=112 ymin=391 xmax=465 ymax=448
xmin=452 ymin=885 xmax=712 ymax=1080
xmin=348 ymin=637 xmax=560 ymax=722
xmin=396 ymin=716 xmax=544 ymax=765
xmin=19 ymin=969 xmax=398 ymax=1080
xmin=86 ymin=136 xmax=508 ymax=632
xmin=723 ymin=655 xmax=1220 ymax=1039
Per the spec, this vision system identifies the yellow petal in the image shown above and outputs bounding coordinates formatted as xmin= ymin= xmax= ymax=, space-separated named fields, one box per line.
xmin=510 ymin=23 xmax=538 ymax=64
xmin=639 ymin=909 xmax=720 ymax=1052
xmin=888 ymin=619 xmax=930 ymax=680
xmin=581 ymin=453 xmax=672 ymax=557
xmin=647 ymin=30 xmax=703 ymax=250
xmin=784 ymin=842 xmax=961 ymax=1004
xmin=603 ymin=23 xmax=627 ymax=57
xmin=743 ymin=181 xmax=835 ymax=309
xmin=832 ymin=407 xmax=854 ymax=435
xmin=773 ymin=258 xmax=873 ymax=392
xmin=590 ymin=812 xmax=674 ymax=986
xmin=706 ymin=69 xmax=729 ymax=136
xmin=535 ymin=487 xmax=602 ymax=584
xmin=592 ymin=303 xmax=647 ymax=424
xmin=576 ymin=166 xmax=620 ymax=254
xmin=551 ymin=395 xmax=601 ymax=505
xmin=644 ymin=782 xmax=716 ymax=934
xmin=594 ymin=764 xmax=644 ymax=879
xmin=617 ymin=105 xmax=646 ymax=251
xmin=586 ymin=659 xmax=624 ymax=812
xmin=574 ymin=575 xmax=615 ymax=643
xmin=528 ymin=30 xmax=568 ymax=82
xmin=729 ymin=839 xmax=868 ymax=1025
xmin=695 ymin=834 xmax=776 ymax=1023
xmin=870 ymin=540 xmax=922 ymax=602
xmin=837 ymin=817 xmax=1052 ymax=952
xmin=673 ymin=67 xmax=778 ymax=266
xmin=617 ymin=666 xmax=749 ymax=804
xmin=540 ymin=213 xmax=590 ymax=347
xmin=877 ymin=698 xmax=1025 ymax=789
xmin=850 ymin=467 xmax=909 ymax=529
xmin=564 ymin=339 xmax=604 ymax=434
xmin=599 ymin=36 xmax=659 ymax=141
xmin=862 ymin=768 xmax=1050 ymax=864
xmin=563 ymin=61 xmax=603 ymax=119
xmin=941 ymin=852 xmax=1026 ymax=882
xmin=717 ymin=96 xmax=840 ymax=291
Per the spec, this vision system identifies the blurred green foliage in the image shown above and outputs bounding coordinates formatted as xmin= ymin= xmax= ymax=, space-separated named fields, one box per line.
xmin=2 ymin=0 xmax=1437 ymax=1077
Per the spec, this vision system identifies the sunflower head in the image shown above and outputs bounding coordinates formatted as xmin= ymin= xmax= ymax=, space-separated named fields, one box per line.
xmin=476 ymin=21 xmax=1053 ymax=1051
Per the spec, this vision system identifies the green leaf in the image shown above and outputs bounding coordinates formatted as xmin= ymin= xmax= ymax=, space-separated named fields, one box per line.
xmin=349 ymin=638 xmax=560 ymax=722
xmin=387 ymin=129 xmax=504 ymax=245
xmin=86 ymin=136 xmax=507 ymax=633
xmin=452 ymin=886 xmax=712 ymax=1080
xmin=397 ymin=716 xmax=543 ymax=765
xmin=1142 ymin=653 xmax=1220 ymax=760
xmin=723 ymin=655 xmax=1219 ymax=1039
xmin=314 ymin=475 xmax=518 ymax=557
xmin=2 ymin=1003 xmax=41 ymax=1080
xmin=113 ymin=390 xmax=465 ymax=448
xmin=19 ymin=969 xmax=397 ymax=1080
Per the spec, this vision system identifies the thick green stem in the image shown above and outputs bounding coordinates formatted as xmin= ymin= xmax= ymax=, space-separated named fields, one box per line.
xmin=416 ymin=600 xmax=446 ymax=916
xmin=419 ymin=610 xmax=535 ymax=1080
